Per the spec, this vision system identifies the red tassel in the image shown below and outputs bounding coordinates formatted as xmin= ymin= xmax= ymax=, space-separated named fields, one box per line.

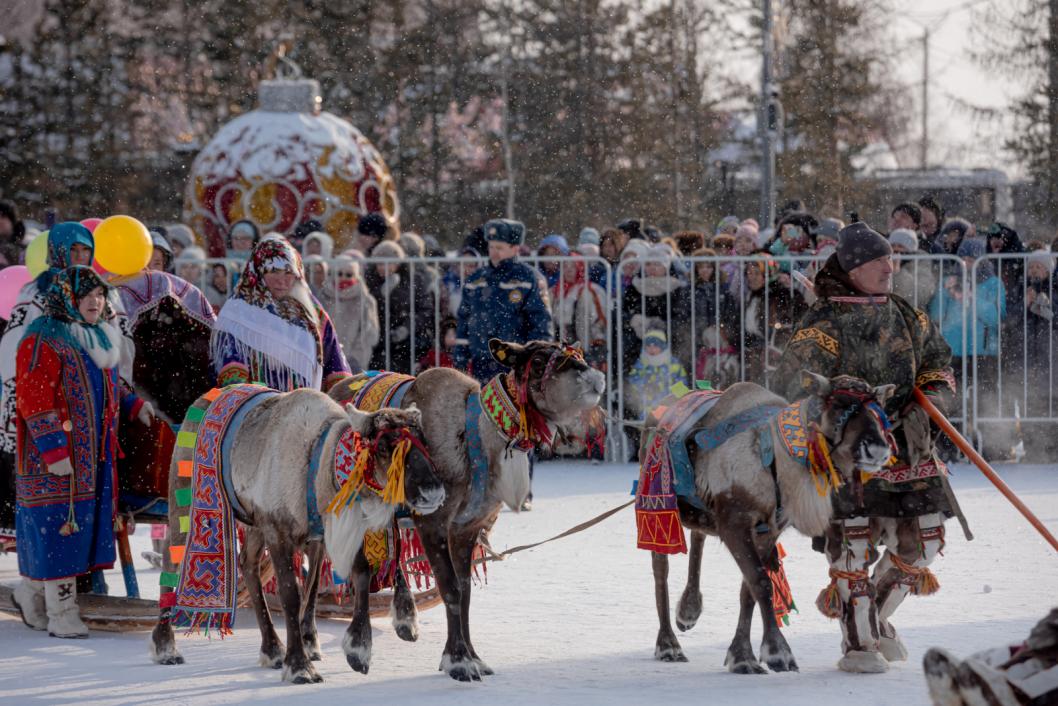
xmin=815 ymin=583 xmax=842 ymax=619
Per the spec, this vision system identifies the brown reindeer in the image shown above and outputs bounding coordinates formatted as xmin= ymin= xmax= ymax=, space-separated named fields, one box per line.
xmin=327 ymin=338 xmax=605 ymax=681
xmin=149 ymin=387 xmax=445 ymax=684
xmin=649 ymin=373 xmax=894 ymax=673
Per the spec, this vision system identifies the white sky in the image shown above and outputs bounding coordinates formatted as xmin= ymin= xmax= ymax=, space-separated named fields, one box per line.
xmin=890 ymin=0 xmax=1020 ymax=170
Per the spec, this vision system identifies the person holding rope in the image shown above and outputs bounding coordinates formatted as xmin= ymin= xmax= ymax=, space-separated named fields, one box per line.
xmin=772 ymin=222 xmax=965 ymax=674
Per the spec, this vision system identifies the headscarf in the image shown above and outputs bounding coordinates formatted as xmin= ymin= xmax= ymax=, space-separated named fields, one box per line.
xmin=23 ymin=266 xmax=115 ymax=369
xmin=212 ymin=237 xmax=326 ymax=389
xmin=37 ymin=222 xmax=95 ymax=291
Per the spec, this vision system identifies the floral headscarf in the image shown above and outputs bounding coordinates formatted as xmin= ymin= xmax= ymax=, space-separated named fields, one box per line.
xmin=233 ymin=237 xmax=318 ymax=334
xmin=23 ymin=266 xmax=114 ymax=368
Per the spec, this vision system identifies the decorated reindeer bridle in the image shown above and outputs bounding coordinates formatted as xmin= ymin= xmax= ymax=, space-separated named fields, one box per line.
xmin=481 ymin=344 xmax=586 ymax=453
xmin=805 ymin=387 xmax=897 ymax=497
xmin=326 ymin=426 xmax=433 ymax=513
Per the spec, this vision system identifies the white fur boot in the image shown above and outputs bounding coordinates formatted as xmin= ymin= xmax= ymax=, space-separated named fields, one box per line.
xmin=45 ymin=579 xmax=88 ymax=639
xmin=12 ymin=578 xmax=47 ymax=631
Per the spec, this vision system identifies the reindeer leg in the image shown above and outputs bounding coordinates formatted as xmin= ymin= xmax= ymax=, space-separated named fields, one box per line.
xmin=418 ymin=522 xmax=480 ymax=682
xmin=149 ymin=533 xmax=182 ymax=665
xmin=653 ymin=551 xmax=688 ymax=662
xmin=724 ymin=580 xmax=766 ymax=674
xmin=675 ymin=530 xmax=706 ymax=632
xmin=343 ymin=548 xmax=374 ymax=675
xmin=299 ymin=540 xmax=325 ymax=661
xmin=240 ymin=528 xmax=285 ymax=670
xmin=390 ymin=526 xmax=419 ymax=642
xmin=449 ymin=525 xmax=493 ymax=675
xmin=270 ymin=540 xmax=321 ymax=684
xmin=722 ymin=528 xmax=797 ymax=673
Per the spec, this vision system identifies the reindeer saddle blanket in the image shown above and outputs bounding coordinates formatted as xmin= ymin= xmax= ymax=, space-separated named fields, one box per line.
xmin=636 ymin=389 xmax=786 ymax=554
xmin=169 ymin=384 xmax=276 ymax=634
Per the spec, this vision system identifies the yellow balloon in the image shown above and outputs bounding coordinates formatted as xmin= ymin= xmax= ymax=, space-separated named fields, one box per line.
xmin=94 ymin=215 xmax=152 ymax=276
xmin=25 ymin=231 xmax=49 ymax=277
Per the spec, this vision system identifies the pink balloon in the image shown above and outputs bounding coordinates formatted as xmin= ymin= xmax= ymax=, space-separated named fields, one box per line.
xmin=0 ymin=266 xmax=32 ymax=320
xmin=80 ymin=218 xmax=103 ymax=234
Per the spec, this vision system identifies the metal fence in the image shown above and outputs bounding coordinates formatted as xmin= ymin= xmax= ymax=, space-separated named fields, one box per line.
xmin=173 ymin=250 xmax=1058 ymax=461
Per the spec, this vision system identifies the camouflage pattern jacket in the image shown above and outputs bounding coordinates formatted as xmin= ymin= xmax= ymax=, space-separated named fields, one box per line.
xmin=772 ymin=254 xmax=957 ymax=517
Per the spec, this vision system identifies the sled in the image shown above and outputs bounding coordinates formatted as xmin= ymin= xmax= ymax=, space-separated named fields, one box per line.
xmin=0 ymin=582 xmax=442 ymax=633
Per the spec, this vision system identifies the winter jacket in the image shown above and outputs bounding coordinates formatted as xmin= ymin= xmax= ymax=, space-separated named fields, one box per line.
xmin=619 ymin=273 xmax=690 ymax=374
xmin=318 ymin=275 xmax=379 ymax=373
xmin=625 ymin=353 xmax=688 ymax=420
xmin=930 ymin=274 xmax=1006 ymax=357
xmin=455 ymin=257 xmax=553 ymax=383
xmin=368 ymin=266 xmax=436 ymax=374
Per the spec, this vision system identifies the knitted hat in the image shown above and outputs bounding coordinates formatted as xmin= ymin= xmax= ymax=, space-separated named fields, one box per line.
xmin=837 ymin=222 xmax=892 ymax=271
xmin=577 ymin=243 xmax=600 ymax=258
xmin=621 ymin=238 xmax=650 ymax=260
xmin=484 ymin=219 xmax=526 ymax=246
xmin=715 ymin=215 xmax=740 ymax=235
xmin=538 ymin=233 xmax=571 ymax=255
xmin=957 ymin=237 xmax=987 ymax=259
xmin=578 ymin=227 xmax=600 ymax=247
xmin=372 ymin=240 xmax=405 ymax=259
xmin=888 ymin=228 xmax=919 ymax=253
xmin=357 ymin=213 xmax=388 ymax=238
xmin=176 ymin=246 xmax=206 ymax=264
xmin=1028 ymin=250 xmax=1056 ymax=274
xmin=643 ymin=329 xmax=668 ymax=347
xmin=814 ymin=218 xmax=845 ymax=242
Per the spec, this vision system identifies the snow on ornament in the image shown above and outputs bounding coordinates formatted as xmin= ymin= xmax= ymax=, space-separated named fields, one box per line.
xmin=183 ymin=72 xmax=399 ymax=255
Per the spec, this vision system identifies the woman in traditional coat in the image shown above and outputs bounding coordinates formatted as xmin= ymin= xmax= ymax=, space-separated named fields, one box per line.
xmin=11 ymin=266 xmax=153 ymax=638
xmin=210 ymin=236 xmax=350 ymax=391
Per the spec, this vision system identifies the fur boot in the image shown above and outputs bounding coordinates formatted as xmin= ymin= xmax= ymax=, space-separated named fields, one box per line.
xmin=45 ymin=579 xmax=88 ymax=639
xmin=12 ymin=578 xmax=47 ymax=631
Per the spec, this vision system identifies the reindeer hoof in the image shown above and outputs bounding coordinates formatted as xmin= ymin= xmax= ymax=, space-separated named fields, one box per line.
xmin=304 ymin=641 xmax=322 ymax=662
xmin=440 ymin=654 xmax=482 ymax=682
xmin=879 ymin=635 xmax=908 ymax=662
xmin=838 ymin=650 xmax=889 ymax=674
xmin=282 ymin=662 xmax=323 ymax=684
xmin=675 ymin=590 xmax=703 ymax=632
xmin=342 ymin=634 xmax=371 ymax=675
xmin=472 ymin=657 xmax=495 ymax=676
xmin=655 ymin=645 xmax=689 ymax=663
xmin=725 ymin=646 xmax=766 ymax=674
xmin=148 ymin=639 xmax=185 ymax=665
xmin=393 ymin=618 xmax=419 ymax=643
xmin=259 ymin=647 xmax=286 ymax=670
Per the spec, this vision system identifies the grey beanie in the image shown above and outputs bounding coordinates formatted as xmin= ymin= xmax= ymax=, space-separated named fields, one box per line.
xmin=578 ymin=227 xmax=600 ymax=247
xmin=837 ymin=222 xmax=892 ymax=271
xmin=888 ymin=228 xmax=919 ymax=253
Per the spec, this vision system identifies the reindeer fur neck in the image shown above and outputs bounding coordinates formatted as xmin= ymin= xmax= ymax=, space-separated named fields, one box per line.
xmin=770 ymin=427 xmax=836 ymax=537
xmin=479 ymin=409 xmax=532 ymax=513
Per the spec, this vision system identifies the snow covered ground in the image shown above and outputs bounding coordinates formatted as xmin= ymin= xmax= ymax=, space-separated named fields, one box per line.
xmin=1 ymin=460 xmax=1055 ymax=706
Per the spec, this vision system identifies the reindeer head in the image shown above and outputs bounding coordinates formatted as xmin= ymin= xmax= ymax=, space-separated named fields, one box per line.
xmin=345 ymin=403 xmax=446 ymax=515
xmin=488 ymin=338 xmax=605 ymax=426
xmin=801 ymin=372 xmax=896 ymax=478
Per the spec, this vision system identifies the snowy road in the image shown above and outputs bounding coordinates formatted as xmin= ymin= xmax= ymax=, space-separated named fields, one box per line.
xmin=1 ymin=461 xmax=1055 ymax=706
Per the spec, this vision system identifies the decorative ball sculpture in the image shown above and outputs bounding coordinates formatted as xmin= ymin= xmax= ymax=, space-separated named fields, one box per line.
xmin=183 ymin=71 xmax=400 ymax=255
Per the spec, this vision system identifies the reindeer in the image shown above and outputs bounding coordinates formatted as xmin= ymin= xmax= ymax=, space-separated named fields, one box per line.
xmin=150 ymin=387 xmax=445 ymax=684
xmin=327 ymin=338 xmax=606 ymax=681
xmin=649 ymin=373 xmax=894 ymax=674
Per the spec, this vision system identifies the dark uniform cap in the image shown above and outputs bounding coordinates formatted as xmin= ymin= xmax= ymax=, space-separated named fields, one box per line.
xmin=484 ymin=219 xmax=526 ymax=246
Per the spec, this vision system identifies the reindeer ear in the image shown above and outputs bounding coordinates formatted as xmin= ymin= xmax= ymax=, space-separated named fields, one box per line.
xmin=489 ymin=338 xmax=528 ymax=367
xmin=404 ymin=403 xmax=423 ymax=427
xmin=344 ymin=403 xmax=373 ymax=435
xmin=873 ymin=384 xmax=896 ymax=405
xmin=800 ymin=371 xmax=832 ymax=397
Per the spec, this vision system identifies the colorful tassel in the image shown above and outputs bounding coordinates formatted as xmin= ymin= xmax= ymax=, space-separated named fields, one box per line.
xmin=380 ymin=438 xmax=409 ymax=505
xmin=815 ymin=583 xmax=843 ymax=619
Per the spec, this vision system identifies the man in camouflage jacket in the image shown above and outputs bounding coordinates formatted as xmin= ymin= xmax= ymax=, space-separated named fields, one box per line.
xmin=772 ymin=222 xmax=961 ymax=674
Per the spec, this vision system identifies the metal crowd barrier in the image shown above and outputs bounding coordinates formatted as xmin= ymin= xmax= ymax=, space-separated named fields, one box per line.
xmin=172 ymin=248 xmax=1058 ymax=462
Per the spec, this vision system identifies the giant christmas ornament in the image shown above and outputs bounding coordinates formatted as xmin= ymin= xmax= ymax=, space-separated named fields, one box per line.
xmin=183 ymin=76 xmax=400 ymax=255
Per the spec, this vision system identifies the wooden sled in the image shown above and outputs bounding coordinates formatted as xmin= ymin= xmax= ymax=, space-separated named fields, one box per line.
xmin=0 ymin=582 xmax=441 ymax=633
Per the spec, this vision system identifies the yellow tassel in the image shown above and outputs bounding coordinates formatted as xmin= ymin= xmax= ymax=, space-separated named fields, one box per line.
xmin=816 ymin=432 xmax=841 ymax=490
xmin=325 ymin=447 xmax=371 ymax=515
xmin=380 ymin=439 xmax=410 ymax=505
xmin=912 ymin=567 xmax=941 ymax=596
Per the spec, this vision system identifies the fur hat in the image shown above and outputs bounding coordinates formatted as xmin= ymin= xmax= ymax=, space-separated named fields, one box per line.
xmin=372 ymin=240 xmax=405 ymax=260
xmin=888 ymin=228 xmax=919 ymax=253
xmin=837 ymin=222 xmax=891 ymax=271
xmin=357 ymin=213 xmax=388 ymax=238
xmin=485 ymin=219 xmax=526 ymax=246
xmin=399 ymin=231 xmax=425 ymax=258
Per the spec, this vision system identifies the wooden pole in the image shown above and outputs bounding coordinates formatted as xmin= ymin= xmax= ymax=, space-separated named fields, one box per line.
xmin=914 ymin=388 xmax=1058 ymax=554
